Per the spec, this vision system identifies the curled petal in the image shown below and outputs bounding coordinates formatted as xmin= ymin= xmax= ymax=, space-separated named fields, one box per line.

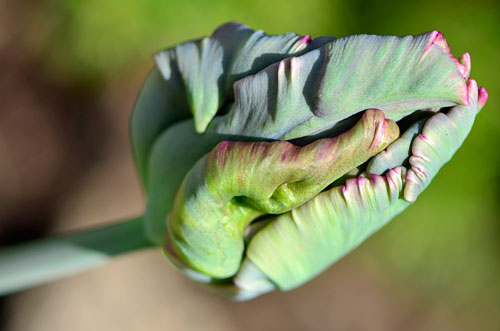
xmin=166 ymin=109 xmax=399 ymax=278
xmin=404 ymin=79 xmax=483 ymax=202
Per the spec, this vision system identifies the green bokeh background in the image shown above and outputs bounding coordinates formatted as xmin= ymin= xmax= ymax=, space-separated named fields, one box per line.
xmin=4 ymin=0 xmax=499 ymax=329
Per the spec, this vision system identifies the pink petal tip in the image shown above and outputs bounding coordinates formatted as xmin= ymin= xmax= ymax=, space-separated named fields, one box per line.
xmin=478 ymin=86 xmax=488 ymax=109
xmin=459 ymin=52 xmax=471 ymax=79
xmin=425 ymin=30 xmax=467 ymax=79
xmin=299 ymin=35 xmax=312 ymax=45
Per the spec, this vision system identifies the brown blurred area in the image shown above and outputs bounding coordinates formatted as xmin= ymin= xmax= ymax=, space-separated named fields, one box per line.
xmin=0 ymin=1 xmax=143 ymax=328
xmin=0 ymin=1 xmax=108 ymax=244
xmin=1 ymin=0 xmax=499 ymax=330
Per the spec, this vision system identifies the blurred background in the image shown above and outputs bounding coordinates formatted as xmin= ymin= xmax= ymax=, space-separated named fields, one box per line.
xmin=0 ymin=0 xmax=499 ymax=330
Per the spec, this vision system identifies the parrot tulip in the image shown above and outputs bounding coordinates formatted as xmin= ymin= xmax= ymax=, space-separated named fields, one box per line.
xmin=131 ymin=22 xmax=488 ymax=300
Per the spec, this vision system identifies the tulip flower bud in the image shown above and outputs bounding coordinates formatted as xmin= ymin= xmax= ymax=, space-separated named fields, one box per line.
xmin=131 ymin=22 xmax=488 ymax=300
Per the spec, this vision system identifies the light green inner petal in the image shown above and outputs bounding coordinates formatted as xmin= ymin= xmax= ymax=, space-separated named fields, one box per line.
xmin=166 ymin=109 xmax=399 ymax=278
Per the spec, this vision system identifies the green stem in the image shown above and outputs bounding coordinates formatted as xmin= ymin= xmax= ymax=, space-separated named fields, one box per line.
xmin=0 ymin=216 xmax=156 ymax=296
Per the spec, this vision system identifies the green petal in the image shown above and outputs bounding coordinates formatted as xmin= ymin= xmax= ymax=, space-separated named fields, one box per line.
xmin=211 ymin=31 xmax=467 ymax=140
xmin=166 ymin=109 xmax=399 ymax=278
xmin=247 ymin=167 xmax=410 ymax=290
xmin=155 ymin=22 xmax=326 ymax=133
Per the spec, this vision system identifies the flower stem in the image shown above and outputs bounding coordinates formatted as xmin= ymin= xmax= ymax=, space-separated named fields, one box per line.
xmin=0 ymin=216 xmax=155 ymax=295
